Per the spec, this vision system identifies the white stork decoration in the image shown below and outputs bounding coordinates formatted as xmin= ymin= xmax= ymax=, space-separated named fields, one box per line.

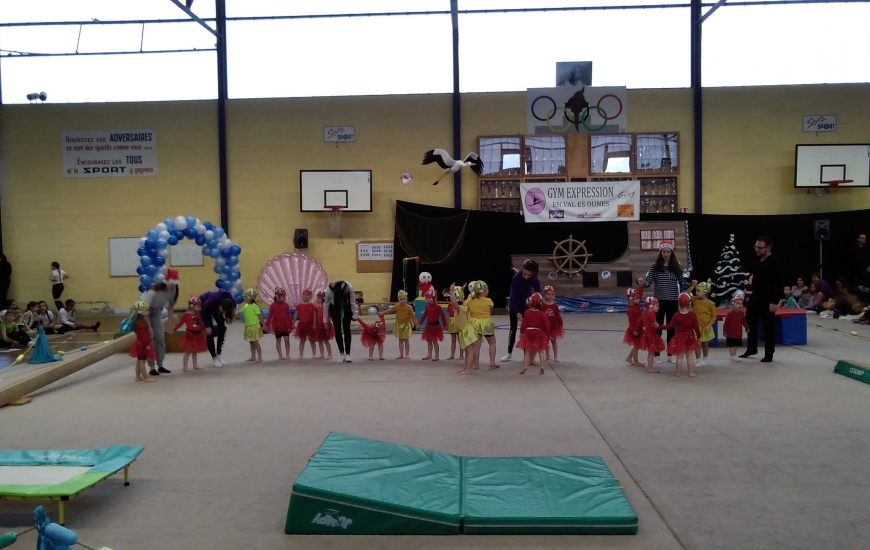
xmin=422 ymin=149 xmax=484 ymax=185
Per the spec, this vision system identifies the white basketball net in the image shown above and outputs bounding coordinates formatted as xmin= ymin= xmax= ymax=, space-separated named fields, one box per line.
xmin=325 ymin=207 xmax=343 ymax=242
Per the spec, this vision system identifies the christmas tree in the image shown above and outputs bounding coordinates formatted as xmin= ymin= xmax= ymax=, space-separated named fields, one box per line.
xmin=711 ymin=234 xmax=750 ymax=305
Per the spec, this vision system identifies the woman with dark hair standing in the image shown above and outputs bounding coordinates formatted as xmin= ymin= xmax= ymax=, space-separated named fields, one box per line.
xmin=0 ymin=254 xmax=11 ymax=305
xmin=643 ymin=242 xmax=688 ymax=363
xmin=200 ymin=288 xmax=236 ymax=368
xmin=501 ymin=259 xmax=541 ymax=362
xmin=142 ymin=269 xmax=180 ymax=376
xmin=50 ymin=261 xmax=67 ymax=311
xmin=323 ymin=280 xmax=359 ymax=363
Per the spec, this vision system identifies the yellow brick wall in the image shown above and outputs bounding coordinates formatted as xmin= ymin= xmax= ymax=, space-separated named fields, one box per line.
xmin=1 ymin=84 xmax=868 ymax=309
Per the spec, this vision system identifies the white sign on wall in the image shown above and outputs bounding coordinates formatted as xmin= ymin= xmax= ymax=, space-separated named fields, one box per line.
xmin=520 ymin=180 xmax=640 ymax=222
xmin=357 ymin=242 xmax=394 ymax=260
xmin=62 ymin=130 xmax=157 ymax=177
xmin=526 ymin=86 xmax=627 ymax=134
xmin=323 ymin=126 xmax=355 ymax=143
xmin=803 ymin=115 xmax=837 ymax=132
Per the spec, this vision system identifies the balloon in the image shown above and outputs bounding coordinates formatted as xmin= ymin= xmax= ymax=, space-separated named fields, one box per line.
xmin=213 ymin=227 xmax=225 ymax=239
xmin=232 ymin=280 xmax=244 ymax=289
xmin=235 ymin=295 xmax=244 ymax=304
xmin=229 ymin=271 xmax=241 ymax=281
xmin=136 ymin=265 xmax=145 ymax=275
xmin=167 ymin=236 xmax=179 ymax=246
xmin=227 ymin=255 xmax=239 ymax=266
xmin=195 ymin=235 xmax=207 ymax=246
xmin=230 ymin=245 xmax=242 ymax=256
xmin=186 ymin=216 xmax=197 ymax=229
xmin=164 ymin=218 xmax=175 ymax=231
xmin=202 ymin=247 xmax=212 ymax=256
xmin=204 ymin=230 xmax=215 ymax=241
xmin=185 ymin=227 xmax=197 ymax=239
xmin=215 ymin=279 xmax=224 ymax=289
xmin=213 ymin=265 xmax=223 ymax=274
xmin=140 ymin=256 xmax=153 ymax=267
xmin=174 ymin=229 xmax=185 ymax=240
xmin=145 ymin=238 xmax=157 ymax=250
xmin=153 ymin=273 xmax=165 ymax=284
xmin=138 ymin=237 xmax=147 ymax=246
xmin=147 ymin=229 xmax=159 ymax=240
xmin=219 ymin=273 xmax=229 ymax=281
xmin=156 ymin=239 xmax=168 ymax=250
xmin=154 ymin=255 xmax=166 ymax=266
xmin=230 ymin=286 xmax=240 ymax=295
xmin=158 ymin=248 xmax=169 ymax=257
xmin=145 ymin=264 xmax=158 ymax=276
xmin=209 ymin=248 xmax=220 ymax=258
xmin=175 ymin=216 xmax=188 ymax=230
xmin=206 ymin=239 xmax=217 ymax=249
xmin=156 ymin=223 xmax=167 ymax=232
xmin=215 ymin=257 xmax=227 ymax=267
xmin=195 ymin=224 xmax=206 ymax=235
xmin=159 ymin=230 xmax=171 ymax=240
xmin=204 ymin=221 xmax=214 ymax=230
xmin=137 ymin=246 xmax=148 ymax=257
xmin=138 ymin=284 xmax=148 ymax=293
xmin=220 ymin=247 xmax=231 ymax=258
xmin=140 ymin=274 xmax=153 ymax=286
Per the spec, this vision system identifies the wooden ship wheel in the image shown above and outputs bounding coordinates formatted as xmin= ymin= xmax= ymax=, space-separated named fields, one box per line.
xmin=551 ymin=235 xmax=592 ymax=279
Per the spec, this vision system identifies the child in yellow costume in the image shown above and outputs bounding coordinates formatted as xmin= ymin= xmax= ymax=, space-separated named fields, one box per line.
xmin=688 ymin=280 xmax=717 ymax=366
xmin=382 ymin=290 xmax=416 ymax=359
xmin=466 ymin=280 xmax=499 ymax=369
xmin=450 ymin=283 xmax=479 ymax=375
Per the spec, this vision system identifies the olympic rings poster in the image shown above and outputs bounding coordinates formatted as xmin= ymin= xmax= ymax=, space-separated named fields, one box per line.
xmin=526 ymin=86 xmax=627 ymax=135
xmin=520 ymin=180 xmax=640 ymax=223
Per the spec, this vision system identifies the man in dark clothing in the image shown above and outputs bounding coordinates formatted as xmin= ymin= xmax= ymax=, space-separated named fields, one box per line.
xmin=848 ymin=234 xmax=870 ymax=298
xmin=740 ymin=236 xmax=782 ymax=362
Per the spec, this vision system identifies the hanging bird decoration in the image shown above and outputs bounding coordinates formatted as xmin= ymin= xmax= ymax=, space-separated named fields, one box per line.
xmin=422 ymin=149 xmax=484 ymax=185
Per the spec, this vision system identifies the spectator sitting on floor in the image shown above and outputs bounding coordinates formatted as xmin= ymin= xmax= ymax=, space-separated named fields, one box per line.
xmin=19 ymin=301 xmax=39 ymax=335
xmin=821 ymin=277 xmax=864 ymax=319
xmin=796 ymin=286 xmax=813 ymax=309
xmin=35 ymin=300 xmax=61 ymax=334
xmin=57 ymin=299 xmax=101 ymax=333
xmin=0 ymin=309 xmax=31 ymax=348
xmin=0 ymin=299 xmax=16 ymax=317
xmin=791 ymin=276 xmax=808 ymax=299
xmin=811 ymin=272 xmax=833 ymax=301
xmin=778 ymin=286 xmax=796 ymax=307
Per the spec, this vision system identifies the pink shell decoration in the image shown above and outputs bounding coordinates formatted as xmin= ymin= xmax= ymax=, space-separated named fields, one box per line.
xmin=256 ymin=252 xmax=328 ymax=306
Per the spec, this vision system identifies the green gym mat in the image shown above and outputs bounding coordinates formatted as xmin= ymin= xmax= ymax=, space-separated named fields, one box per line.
xmin=285 ymin=433 xmax=638 ymax=536
xmin=284 ymin=433 xmax=462 ymax=535
xmin=834 ymin=360 xmax=870 ymax=385
xmin=462 ymin=456 xmax=638 ymax=535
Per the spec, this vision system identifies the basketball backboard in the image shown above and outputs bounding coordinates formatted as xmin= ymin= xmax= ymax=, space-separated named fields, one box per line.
xmin=300 ymin=170 xmax=372 ymax=212
xmin=794 ymin=144 xmax=870 ymax=188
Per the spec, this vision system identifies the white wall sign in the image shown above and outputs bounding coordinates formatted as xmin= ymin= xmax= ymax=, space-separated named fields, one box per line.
xmin=520 ymin=180 xmax=640 ymax=222
xmin=803 ymin=115 xmax=837 ymax=132
xmin=358 ymin=242 xmax=394 ymax=261
xmin=323 ymin=126 xmax=355 ymax=142
xmin=527 ymin=86 xmax=627 ymax=134
xmin=62 ymin=130 xmax=156 ymax=177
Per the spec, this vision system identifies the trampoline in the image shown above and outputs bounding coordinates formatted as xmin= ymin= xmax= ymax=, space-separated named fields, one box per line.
xmin=0 ymin=445 xmax=144 ymax=524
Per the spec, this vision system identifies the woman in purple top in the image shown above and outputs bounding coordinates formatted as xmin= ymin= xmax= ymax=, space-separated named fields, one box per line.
xmin=501 ymin=259 xmax=541 ymax=362
xmin=199 ymin=289 xmax=236 ymax=368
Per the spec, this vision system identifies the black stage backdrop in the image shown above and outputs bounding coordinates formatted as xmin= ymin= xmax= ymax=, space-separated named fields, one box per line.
xmin=391 ymin=201 xmax=869 ymax=308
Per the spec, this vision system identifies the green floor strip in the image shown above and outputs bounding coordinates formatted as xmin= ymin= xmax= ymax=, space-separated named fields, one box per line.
xmin=834 ymin=360 xmax=870 ymax=385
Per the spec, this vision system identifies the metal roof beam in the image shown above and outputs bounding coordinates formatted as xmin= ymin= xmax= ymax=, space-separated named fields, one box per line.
xmin=699 ymin=0 xmax=728 ymax=22
xmin=168 ymin=0 xmax=219 ymax=37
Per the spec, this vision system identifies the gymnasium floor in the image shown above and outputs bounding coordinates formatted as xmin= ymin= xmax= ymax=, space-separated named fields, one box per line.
xmin=1 ymin=313 xmax=868 ymax=550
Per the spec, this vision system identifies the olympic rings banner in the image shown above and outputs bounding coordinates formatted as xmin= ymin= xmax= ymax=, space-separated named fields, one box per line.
xmin=520 ymin=180 xmax=640 ymax=223
xmin=526 ymin=86 xmax=627 ymax=134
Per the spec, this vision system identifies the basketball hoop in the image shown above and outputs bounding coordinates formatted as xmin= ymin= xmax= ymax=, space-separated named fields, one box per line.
xmin=325 ymin=205 xmax=344 ymax=243
xmin=815 ymin=179 xmax=852 ymax=197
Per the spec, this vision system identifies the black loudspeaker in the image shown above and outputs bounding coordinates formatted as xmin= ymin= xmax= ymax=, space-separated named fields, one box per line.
xmin=616 ymin=271 xmax=634 ymax=288
xmin=293 ymin=228 xmax=309 ymax=249
xmin=814 ymin=220 xmax=831 ymax=241
xmin=582 ymin=271 xmax=599 ymax=288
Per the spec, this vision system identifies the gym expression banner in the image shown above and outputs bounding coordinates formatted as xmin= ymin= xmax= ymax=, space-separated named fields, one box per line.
xmin=520 ymin=180 xmax=640 ymax=223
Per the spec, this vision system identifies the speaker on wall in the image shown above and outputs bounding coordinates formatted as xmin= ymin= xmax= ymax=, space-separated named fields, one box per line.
xmin=814 ymin=220 xmax=831 ymax=241
xmin=294 ymin=228 xmax=309 ymax=249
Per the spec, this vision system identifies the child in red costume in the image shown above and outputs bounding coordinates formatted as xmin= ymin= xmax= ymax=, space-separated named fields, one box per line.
xmin=356 ymin=315 xmax=387 ymax=360
xmin=635 ymin=296 xmax=664 ymax=374
xmin=172 ymin=296 xmax=207 ymax=371
xmin=623 ymin=285 xmax=644 ymax=367
xmin=129 ymin=302 xmax=156 ymax=383
xmin=417 ymin=287 xmax=447 ymax=361
xmin=293 ymin=288 xmax=318 ymax=359
xmin=660 ymin=293 xmax=701 ymax=378
xmin=541 ymin=285 xmax=563 ymax=362
xmin=723 ymin=292 xmax=749 ymax=362
xmin=313 ymin=289 xmax=334 ymax=360
xmin=517 ymin=292 xmax=551 ymax=375
xmin=266 ymin=287 xmax=294 ymax=360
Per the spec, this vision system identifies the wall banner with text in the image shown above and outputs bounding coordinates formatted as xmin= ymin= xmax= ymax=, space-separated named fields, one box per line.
xmin=520 ymin=180 xmax=640 ymax=222
xmin=62 ymin=130 xmax=157 ymax=178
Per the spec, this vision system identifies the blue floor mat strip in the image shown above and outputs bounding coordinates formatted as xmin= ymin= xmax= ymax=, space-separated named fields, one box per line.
xmin=556 ymin=296 xmax=627 ymax=314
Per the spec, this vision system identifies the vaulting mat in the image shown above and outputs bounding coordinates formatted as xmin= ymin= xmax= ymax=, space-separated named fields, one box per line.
xmin=284 ymin=433 xmax=637 ymax=536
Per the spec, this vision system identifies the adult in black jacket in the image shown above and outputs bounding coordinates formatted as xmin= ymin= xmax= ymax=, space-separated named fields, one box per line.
xmin=0 ymin=255 xmax=11 ymax=304
xmin=740 ymin=236 xmax=782 ymax=362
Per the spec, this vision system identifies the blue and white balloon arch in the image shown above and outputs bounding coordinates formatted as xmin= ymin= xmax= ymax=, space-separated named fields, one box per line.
xmin=136 ymin=215 xmax=245 ymax=304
